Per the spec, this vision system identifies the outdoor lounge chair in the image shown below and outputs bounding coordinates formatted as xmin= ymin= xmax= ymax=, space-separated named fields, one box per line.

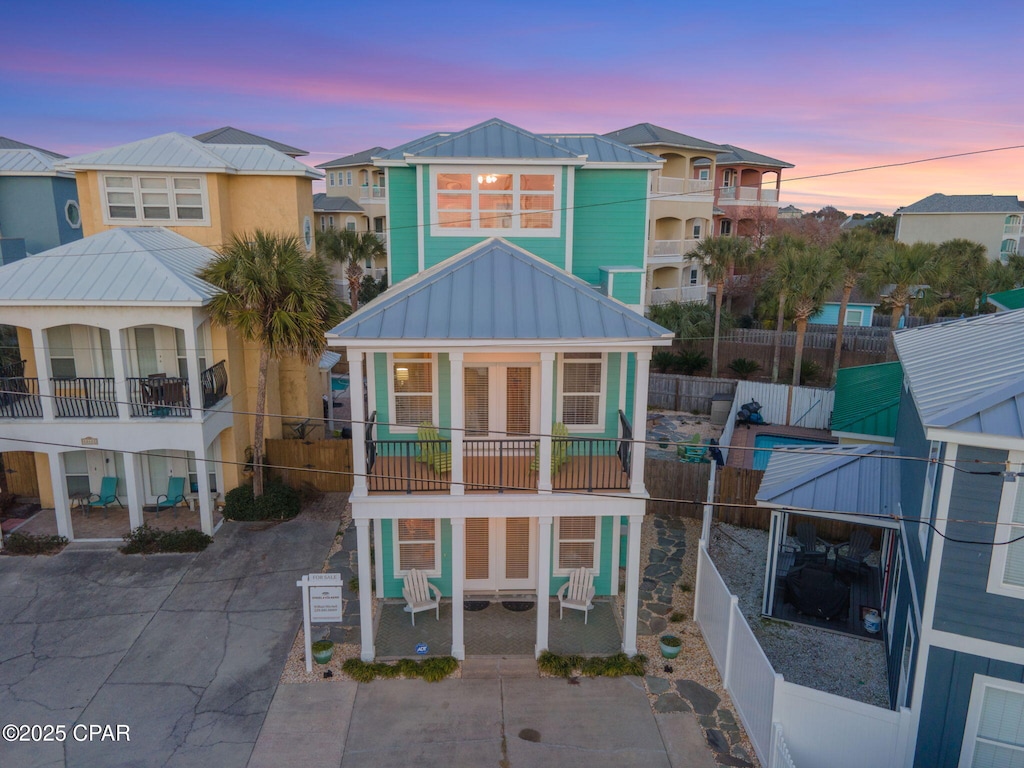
xmin=402 ymin=569 xmax=441 ymax=626
xmin=836 ymin=528 xmax=873 ymax=576
xmin=86 ymin=476 xmax=122 ymax=518
xmin=154 ymin=476 xmax=187 ymax=519
xmin=557 ymin=566 xmax=596 ymax=623
xmin=416 ymin=422 xmax=452 ymax=474
xmin=677 ymin=434 xmax=709 ymax=463
xmin=794 ymin=522 xmax=828 ymax=565
xmin=531 ymin=422 xmax=570 ymax=474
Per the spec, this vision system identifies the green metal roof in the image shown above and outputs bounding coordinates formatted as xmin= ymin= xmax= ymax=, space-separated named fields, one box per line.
xmin=831 ymin=361 xmax=903 ymax=439
xmin=988 ymin=287 xmax=1024 ymax=311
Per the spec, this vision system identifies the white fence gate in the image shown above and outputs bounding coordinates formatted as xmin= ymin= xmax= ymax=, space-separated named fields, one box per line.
xmin=694 ymin=541 xmax=914 ymax=768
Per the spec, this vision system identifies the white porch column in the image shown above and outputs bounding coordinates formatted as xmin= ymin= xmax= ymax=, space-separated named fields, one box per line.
xmin=349 ymin=351 xmax=367 ymax=497
xmin=538 ymin=352 xmax=555 ymax=493
xmin=105 ymin=327 xmax=131 ymax=421
xmin=449 ymin=352 xmax=464 ymax=496
xmin=31 ymin=328 xmax=55 ymax=421
xmin=194 ymin=441 xmax=214 ymax=535
xmin=630 ymin=350 xmax=652 ymax=494
xmin=450 ymin=517 xmax=466 ymax=660
xmin=123 ymin=451 xmax=145 ymax=530
xmin=623 ymin=513 xmax=644 ymax=655
xmin=535 ymin=515 xmax=553 ymax=657
xmin=187 ymin=323 xmax=204 ymax=418
xmin=355 ymin=518 xmax=375 ymax=660
xmin=47 ymin=452 xmax=72 ymax=539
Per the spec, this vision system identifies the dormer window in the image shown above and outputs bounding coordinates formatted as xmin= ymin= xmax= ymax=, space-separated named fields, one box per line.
xmin=102 ymin=174 xmax=209 ymax=226
xmin=431 ymin=166 xmax=559 ymax=237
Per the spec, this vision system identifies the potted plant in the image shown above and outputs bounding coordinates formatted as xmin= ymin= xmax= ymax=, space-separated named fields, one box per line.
xmin=660 ymin=634 xmax=682 ymax=659
xmin=312 ymin=640 xmax=334 ymax=665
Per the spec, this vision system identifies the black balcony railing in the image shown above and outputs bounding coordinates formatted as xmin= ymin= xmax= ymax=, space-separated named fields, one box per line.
xmin=551 ymin=436 xmax=630 ymax=492
xmin=201 ymin=361 xmax=228 ymax=408
xmin=367 ymin=438 xmax=452 ymax=494
xmin=127 ymin=376 xmax=191 ymax=417
xmin=52 ymin=377 xmax=118 ymax=418
xmin=618 ymin=410 xmax=633 ymax=478
xmin=0 ymin=359 xmax=26 ymax=378
xmin=0 ymin=376 xmax=42 ymax=418
xmin=464 ymin=438 xmax=539 ymax=493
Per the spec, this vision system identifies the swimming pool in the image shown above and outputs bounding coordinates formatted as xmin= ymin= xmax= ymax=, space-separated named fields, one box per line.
xmin=752 ymin=434 xmax=832 ymax=471
xmin=331 ymin=376 xmax=350 ymax=392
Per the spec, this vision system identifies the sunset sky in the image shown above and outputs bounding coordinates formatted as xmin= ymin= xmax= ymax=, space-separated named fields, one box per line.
xmin=5 ymin=0 xmax=1023 ymax=213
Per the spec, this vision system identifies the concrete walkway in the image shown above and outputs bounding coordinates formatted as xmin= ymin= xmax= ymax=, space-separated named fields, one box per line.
xmin=0 ymin=517 xmax=337 ymax=768
xmin=250 ymin=676 xmax=717 ymax=768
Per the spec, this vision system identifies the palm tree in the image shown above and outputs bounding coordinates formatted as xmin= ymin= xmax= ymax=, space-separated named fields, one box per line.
xmin=760 ymin=235 xmax=806 ymax=382
xmin=785 ymin=248 xmax=841 ymax=386
xmin=199 ymin=231 xmax=343 ymax=497
xmin=828 ymin=229 xmax=877 ymax=384
xmin=866 ymin=240 xmax=943 ymax=358
xmin=336 ymin=230 xmax=387 ymax=312
xmin=695 ymin=236 xmax=750 ymax=377
xmin=916 ymin=238 xmax=1011 ymax=319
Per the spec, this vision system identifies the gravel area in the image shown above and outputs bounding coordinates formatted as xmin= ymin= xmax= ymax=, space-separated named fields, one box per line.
xmin=709 ymin=522 xmax=890 ymax=708
xmin=647 ymin=409 xmax=724 ymax=462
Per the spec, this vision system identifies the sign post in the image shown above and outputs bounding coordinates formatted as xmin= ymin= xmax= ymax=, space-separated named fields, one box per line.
xmin=296 ymin=573 xmax=344 ymax=672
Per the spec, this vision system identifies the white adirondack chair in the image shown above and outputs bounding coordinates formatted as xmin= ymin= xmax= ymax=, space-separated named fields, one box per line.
xmin=557 ymin=567 xmax=596 ymax=623
xmin=402 ymin=569 xmax=441 ymax=626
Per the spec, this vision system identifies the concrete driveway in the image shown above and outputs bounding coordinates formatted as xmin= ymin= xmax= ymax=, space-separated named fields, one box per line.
xmin=0 ymin=518 xmax=337 ymax=768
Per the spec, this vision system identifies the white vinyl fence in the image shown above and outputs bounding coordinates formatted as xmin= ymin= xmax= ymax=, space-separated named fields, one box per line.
xmin=733 ymin=381 xmax=835 ymax=430
xmin=694 ymin=541 xmax=914 ymax=768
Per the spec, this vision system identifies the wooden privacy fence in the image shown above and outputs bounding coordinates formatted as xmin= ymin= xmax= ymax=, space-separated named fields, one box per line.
xmin=265 ymin=438 xmax=353 ymax=492
xmin=645 ymin=458 xmax=710 ymax=519
xmin=686 ymin=338 xmax=883 ymax=386
xmin=648 ymin=374 xmax=736 ymax=413
xmin=1 ymin=451 xmax=39 ymax=497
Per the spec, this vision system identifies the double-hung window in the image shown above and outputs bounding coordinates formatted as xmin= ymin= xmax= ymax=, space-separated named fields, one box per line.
xmin=102 ymin=174 xmax=208 ymax=225
xmin=989 ymin=454 xmax=1024 ymax=597
xmin=555 ymin=516 xmax=599 ymax=572
xmin=432 ymin=167 xmax=559 ymax=236
xmin=560 ymin=353 xmax=604 ymax=430
xmin=391 ymin=353 xmax=434 ymax=429
xmin=960 ymin=676 xmax=1024 ymax=767
xmin=394 ymin=519 xmax=440 ymax=575
xmin=329 ymin=172 xmax=335 ymax=186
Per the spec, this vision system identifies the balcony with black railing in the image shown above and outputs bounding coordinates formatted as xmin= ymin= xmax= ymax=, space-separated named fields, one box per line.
xmin=52 ymin=377 xmax=118 ymax=418
xmin=0 ymin=375 xmax=42 ymax=418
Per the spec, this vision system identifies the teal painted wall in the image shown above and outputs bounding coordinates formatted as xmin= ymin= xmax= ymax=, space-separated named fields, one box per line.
xmin=611 ymin=272 xmax=642 ymax=305
xmin=387 ymin=167 xmax=419 ymax=282
xmin=571 ymin=169 xmax=647 ymax=284
xmin=0 ymin=176 xmax=81 ymax=254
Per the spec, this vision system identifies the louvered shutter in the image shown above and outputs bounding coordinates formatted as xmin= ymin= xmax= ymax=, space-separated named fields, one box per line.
xmin=465 ymin=518 xmax=490 ymax=580
xmin=505 ymin=518 xmax=531 ymax=579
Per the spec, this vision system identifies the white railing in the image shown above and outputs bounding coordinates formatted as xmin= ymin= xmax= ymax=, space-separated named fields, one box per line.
xmin=653 ymin=176 xmax=684 ymax=195
xmin=739 ymin=186 xmax=760 ymax=200
xmin=652 ymin=239 xmax=683 ymax=256
xmin=685 ymin=179 xmax=715 ymax=195
xmin=648 ymin=285 xmax=709 ymax=305
xmin=762 ymin=188 xmax=779 ymax=203
xmin=681 ymin=238 xmax=701 ymax=254
xmin=695 ymin=541 xmax=915 ymax=768
xmin=733 ymin=380 xmax=835 ymax=430
xmin=359 ymin=185 xmax=386 ymax=200
xmin=719 ymin=185 xmax=737 ymax=201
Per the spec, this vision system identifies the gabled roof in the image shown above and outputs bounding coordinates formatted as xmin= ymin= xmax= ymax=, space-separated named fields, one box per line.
xmin=541 ymin=134 xmax=661 ymax=165
xmin=756 ymin=444 xmax=900 ymax=519
xmin=0 ymin=227 xmax=220 ymax=305
xmin=602 ymin=123 xmax=726 ymax=153
xmin=0 ymin=137 xmax=71 ymax=177
xmin=894 ymin=310 xmax=1024 ymax=438
xmin=831 ymin=362 xmax=902 ymax=439
xmin=329 ymin=238 xmax=674 ymax=344
xmin=193 ymin=126 xmax=308 ymax=157
xmin=714 ymin=144 xmax=794 ymax=169
xmin=316 ymin=147 xmax=388 ymax=169
xmin=896 ymin=193 xmax=1023 ymax=215
xmin=988 ymin=287 xmax=1024 ymax=312
xmin=376 ymin=118 xmax=581 ymax=162
xmin=313 ymin=193 xmax=363 ymax=213
xmin=59 ymin=133 xmax=321 ymax=178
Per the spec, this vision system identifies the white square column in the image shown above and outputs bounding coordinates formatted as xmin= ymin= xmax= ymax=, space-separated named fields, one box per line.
xmin=349 ymin=352 xmax=367 ymax=497
xmin=538 ymin=353 xmax=555 ymax=493
xmin=123 ymin=451 xmax=146 ymax=530
xmin=535 ymin=515 xmax=553 ymax=657
xmin=449 ymin=352 xmax=464 ymax=496
xmin=630 ymin=350 xmax=651 ymax=494
xmin=47 ymin=452 xmax=72 ymax=539
xmin=622 ymin=513 xmax=644 ymax=655
xmin=356 ymin=517 xmax=375 ymax=660
xmin=450 ymin=517 xmax=465 ymax=659
xmin=194 ymin=441 xmax=214 ymax=535
xmin=31 ymin=328 xmax=55 ymax=421
xmin=104 ymin=327 xmax=130 ymax=421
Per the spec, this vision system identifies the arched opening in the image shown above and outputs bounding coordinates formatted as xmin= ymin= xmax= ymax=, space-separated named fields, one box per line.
xmin=653 ymin=217 xmax=683 ymax=256
xmin=651 ymin=266 xmax=681 ymax=290
xmin=685 ymin=217 xmax=707 ymax=243
xmin=761 ymin=170 xmax=780 ymax=202
xmin=659 ymin=152 xmax=688 ymax=179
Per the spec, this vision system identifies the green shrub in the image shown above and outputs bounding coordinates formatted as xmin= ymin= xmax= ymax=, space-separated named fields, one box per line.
xmin=652 ymin=351 xmax=677 ymax=374
xmin=341 ymin=656 xmax=458 ymax=683
xmin=311 ymin=640 xmax=334 ymax=654
xmin=673 ymin=349 xmax=709 ymax=375
xmin=4 ymin=532 xmax=68 ymax=555
xmin=661 ymin=635 xmax=683 ymax=648
xmin=120 ymin=525 xmax=212 ymax=554
xmin=787 ymin=359 xmax=823 ymax=385
xmin=677 ymin=581 xmax=693 ymax=592
xmin=348 ymin=577 xmax=359 ymax=593
xmin=727 ymin=358 xmax=761 ymax=379
xmin=223 ymin=479 xmax=301 ymax=521
xmin=670 ymin=611 xmax=688 ymax=623
xmin=537 ymin=651 xmax=646 ymax=679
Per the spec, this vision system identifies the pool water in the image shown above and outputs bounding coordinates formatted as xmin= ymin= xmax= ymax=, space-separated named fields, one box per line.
xmin=331 ymin=376 xmax=350 ymax=392
xmin=752 ymin=434 xmax=832 ymax=471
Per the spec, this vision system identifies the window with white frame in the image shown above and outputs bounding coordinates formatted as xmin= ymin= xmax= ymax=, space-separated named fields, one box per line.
xmin=722 ymin=169 xmax=735 ymax=187
xmin=64 ymin=451 xmax=91 ymax=497
xmin=689 ymin=268 xmax=699 ymax=285
xmin=960 ymin=676 xmax=1024 ymax=768
xmin=989 ymin=456 xmax=1024 ymax=597
xmin=560 ymin=353 xmax=604 ymax=429
xmin=920 ymin=441 xmax=940 ymax=555
xmin=102 ymin=174 xmax=208 ymax=225
xmin=391 ymin=353 xmax=434 ymax=428
xmin=394 ymin=518 xmax=440 ymax=574
xmin=555 ymin=516 xmax=599 ymax=572
xmin=720 ymin=219 xmax=732 ymax=236
xmin=692 ymin=221 xmax=702 ymax=238
xmin=346 ymin=171 xmax=353 ymax=186
xmin=432 ymin=167 xmax=559 ymax=236
xmin=346 ymin=216 xmax=356 ymax=231
xmin=329 ymin=172 xmax=335 ymax=186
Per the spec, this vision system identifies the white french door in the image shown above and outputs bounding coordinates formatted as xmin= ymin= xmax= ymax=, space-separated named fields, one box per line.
xmin=464 ymin=517 xmax=536 ymax=591
xmin=464 ymin=365 xmax=537 ymax=439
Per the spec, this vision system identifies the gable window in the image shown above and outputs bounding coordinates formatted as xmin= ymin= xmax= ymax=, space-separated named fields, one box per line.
xmin=559 ymin=352 xmax=604 ymax=430
xmin=554 ymin=516 xmax=600 ymax=573
xmin=102 ymin=174 xmax=208 ymax=225
xmin=960 ymin=676 xmax=1024 ymax=768
xmin=394 ymin=518 xmax=440 ymax=575
xmin=431 ymin=167 xmax=559 ymax=237
xmin=391 ymin=353 xmax=435 ymax=429
xmin=989 ymin=456 xmax=1024 ymax=597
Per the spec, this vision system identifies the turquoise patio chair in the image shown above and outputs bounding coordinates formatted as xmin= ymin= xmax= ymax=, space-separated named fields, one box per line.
xmin=86 ymin=476 xmax=123 ymax=518
xmin=155 ymin=476 xmax=187 ymax=518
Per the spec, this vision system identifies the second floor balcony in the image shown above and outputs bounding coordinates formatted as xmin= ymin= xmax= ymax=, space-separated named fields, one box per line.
xmin=718 ymin=185 xmax=779 ymax=204
xmin=359 ymin=184 xmax=386 ymax=201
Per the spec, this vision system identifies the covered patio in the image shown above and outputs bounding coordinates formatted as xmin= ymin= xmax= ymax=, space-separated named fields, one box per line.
xmin=10 ymin=505 xmax=222 ymax=540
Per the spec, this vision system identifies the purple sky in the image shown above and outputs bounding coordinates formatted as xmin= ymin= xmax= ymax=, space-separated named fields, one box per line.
xmin=5 ymin=0 xmax=1023 ymax=213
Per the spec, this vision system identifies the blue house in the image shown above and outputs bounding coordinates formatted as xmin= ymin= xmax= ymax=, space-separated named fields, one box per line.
xmin=0 ymin=137 xmax=82 ymax=262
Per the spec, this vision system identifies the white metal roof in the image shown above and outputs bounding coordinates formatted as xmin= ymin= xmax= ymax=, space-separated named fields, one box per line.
xmin=0 ymin=227 xmax=220 ymax=305
xmin=58 ymin=133 xmax=322 ymax=178
xmin=0 ymin=148 xmax=73 ymax=177
xmin=894 ymin=311 xmax=1024 ymax=438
